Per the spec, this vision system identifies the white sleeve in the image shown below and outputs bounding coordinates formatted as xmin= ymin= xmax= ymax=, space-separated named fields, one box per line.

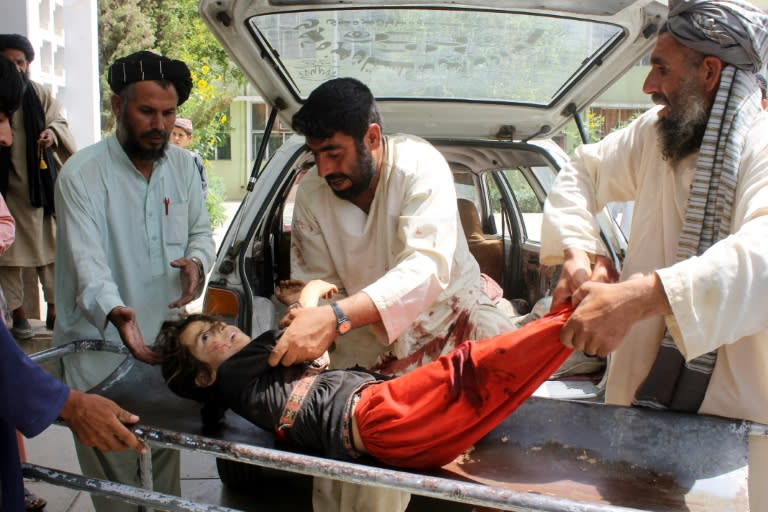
xmin=540 ymin=109 xmax=656 ymax=265
xmin=657 ymin=130 xmax=768 ymax=360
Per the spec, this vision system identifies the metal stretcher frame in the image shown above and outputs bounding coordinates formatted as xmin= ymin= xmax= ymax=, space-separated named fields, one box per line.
xmin=26 ymin=340 xmax=758 ymax=512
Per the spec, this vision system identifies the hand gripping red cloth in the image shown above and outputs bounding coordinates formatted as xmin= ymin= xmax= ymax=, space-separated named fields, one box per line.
xmin=354 ymin=306 xmax=574 ymax=469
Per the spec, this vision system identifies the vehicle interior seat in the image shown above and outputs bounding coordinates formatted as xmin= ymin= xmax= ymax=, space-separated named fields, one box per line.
xmin=457 ymin=198 xmax=504 ymax=285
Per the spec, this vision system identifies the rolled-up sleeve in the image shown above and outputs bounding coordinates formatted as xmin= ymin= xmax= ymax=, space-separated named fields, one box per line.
xmin=362 ymin=166 xmax=457 ymax=342
xmin=656 ymin=141 xmax=768 ymax=360
xmin=541 ymin=109 xmax=651 ymax=265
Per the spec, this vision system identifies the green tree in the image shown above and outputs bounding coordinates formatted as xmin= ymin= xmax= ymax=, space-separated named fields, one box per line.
xmin=560 ymin=108 xmax=606 ymax=155
xmin=98 ymin=0 xmax=243 ymax=138
xmin=98 ymin=0 xmax=155 ymax=133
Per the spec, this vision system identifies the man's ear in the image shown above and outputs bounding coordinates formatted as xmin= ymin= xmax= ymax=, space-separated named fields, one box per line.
xmin=701 ymin=56 xmax=723 ymax=94
xmin=110 ymin=94 xmax=121 ymax=119
xmin=195 ymin=367 xmax=217 ymax=388
xmin=365 ymin=123 xmax=382 ymax=151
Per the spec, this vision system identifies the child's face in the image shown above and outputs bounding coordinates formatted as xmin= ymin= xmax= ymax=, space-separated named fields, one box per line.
xmin=171 ymin=127 xmax=192 ymax=148
xmin=179 ymin=320 xmax=252 ymax=372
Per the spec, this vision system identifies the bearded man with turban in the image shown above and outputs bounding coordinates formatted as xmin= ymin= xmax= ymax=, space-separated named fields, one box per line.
xmin=541 ymin=0 xmax=768 ymax=508
xmin=53 ymin=50 xmax=215 ymax=512
xmin=0 ymin=34 xmax=77 ymax=340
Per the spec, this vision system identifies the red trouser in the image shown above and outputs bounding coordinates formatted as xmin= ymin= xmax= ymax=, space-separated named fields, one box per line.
xmin=355 ymin=307 xmax=573 ymax=469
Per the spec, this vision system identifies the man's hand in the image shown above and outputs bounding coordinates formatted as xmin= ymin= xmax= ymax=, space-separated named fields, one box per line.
xmin=108 ymin=306 xmax=160 ymax=365
xmin=37 ymin=129 xmax=54 ymax=149
xmin=169 ymin=257 xmax=202 ymax=308
xmin=269 ymin=305 xmax=337 ymax=367
xmin=591 ymin=254 xmax=619 ymax=284
xmin=551 ymin=249 xmax=618 ymax=309
xmin=59 ymin=389 xmax=146 ymax=453
xmin=560 ymin=273 xmax=671 ymax=357
xmin=275 ymin=279 xmax=306 ymax=307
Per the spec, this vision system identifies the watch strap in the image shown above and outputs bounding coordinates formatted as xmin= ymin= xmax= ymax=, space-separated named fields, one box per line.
xmin=330 ymin=302 xmax=351 ymax=334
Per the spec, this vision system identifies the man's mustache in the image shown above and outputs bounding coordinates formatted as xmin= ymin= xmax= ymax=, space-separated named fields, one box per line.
xmin=18 ymin=68 xmax=31 ymax=91
xmin=325 ymin=173 xmax=347 ymax=182
xmin=141 ymin=130 xmax=169 ymax=139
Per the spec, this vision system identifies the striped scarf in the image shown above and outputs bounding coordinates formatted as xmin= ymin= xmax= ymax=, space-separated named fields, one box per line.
xmin=633 ymin=65 xmax=762 ymax=412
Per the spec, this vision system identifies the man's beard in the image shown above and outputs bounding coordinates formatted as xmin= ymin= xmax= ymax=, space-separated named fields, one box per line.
xmin=118 ymin=114 xmax=169 ymax=162
xmin=327 ymin=141 xmax=376 ymax=201
xmin=19 ymin=68 xmax=31 ymax=94
xmin=655 ymin=77 xmax=710 ymax=166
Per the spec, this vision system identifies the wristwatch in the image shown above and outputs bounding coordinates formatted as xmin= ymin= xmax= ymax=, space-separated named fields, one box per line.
xmin=330 ymin=302 xmax=352 ymax=335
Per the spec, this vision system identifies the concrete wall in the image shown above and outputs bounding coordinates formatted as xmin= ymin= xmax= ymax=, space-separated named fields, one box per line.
xmin=60 ymin=0 xmax=100 ymax=147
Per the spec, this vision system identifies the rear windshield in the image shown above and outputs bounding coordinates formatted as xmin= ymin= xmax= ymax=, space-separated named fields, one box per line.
xmin=248 ymin=8 xmax=623 ymax=106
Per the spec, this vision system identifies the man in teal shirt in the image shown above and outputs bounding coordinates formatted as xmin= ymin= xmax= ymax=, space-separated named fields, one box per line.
xmin=53 ymin=51 xmax=215 ymax=512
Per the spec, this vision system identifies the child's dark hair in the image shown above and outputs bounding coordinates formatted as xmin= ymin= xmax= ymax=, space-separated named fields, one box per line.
xmin=154 ymin=313 xmax=221 ymax=403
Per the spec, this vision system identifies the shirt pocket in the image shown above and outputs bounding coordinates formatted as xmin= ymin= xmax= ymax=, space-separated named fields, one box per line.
xmin=164 ymin=202 xmax=188 ymax=246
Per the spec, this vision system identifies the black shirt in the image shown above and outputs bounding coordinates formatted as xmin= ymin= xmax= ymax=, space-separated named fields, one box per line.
xmin=214 ymin=330 xmax=379 ymax=459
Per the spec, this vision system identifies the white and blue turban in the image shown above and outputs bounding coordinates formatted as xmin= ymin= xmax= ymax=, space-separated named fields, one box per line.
xmin=666 ymin=0 xmax=768 ymax=72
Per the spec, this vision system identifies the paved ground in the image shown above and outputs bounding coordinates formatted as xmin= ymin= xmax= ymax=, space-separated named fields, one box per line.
xmin=23 ymin=421 xmax=319 ymax=511
xmin=18 ymin=201 xmax=471 ymax=511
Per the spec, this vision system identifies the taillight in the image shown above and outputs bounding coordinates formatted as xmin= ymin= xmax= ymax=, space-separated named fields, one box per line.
xmin=203 ymin=287 xmax=240 ymax=324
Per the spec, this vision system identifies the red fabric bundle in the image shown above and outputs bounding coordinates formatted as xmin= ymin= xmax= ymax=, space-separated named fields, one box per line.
xmin=355 ymin=307 xmax=573 ymax=469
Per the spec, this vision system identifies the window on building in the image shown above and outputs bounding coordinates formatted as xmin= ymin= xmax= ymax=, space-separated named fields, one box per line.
xmin=214 ymin=132 xmax=232 ymax=160
xmin=54 ymin=46 xmax=64 ymax=78
xmin=249 ymin=101 xmax=293 ymax=165
xmin=41 ymin=41 xmax=53 ymax=75
xmin=39 ymin=0 xmax=51 ymax=30
xmin=53 ymin=4 xmax=64 ymax=36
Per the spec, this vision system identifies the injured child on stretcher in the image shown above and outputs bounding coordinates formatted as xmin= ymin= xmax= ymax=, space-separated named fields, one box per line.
xmin=154 ymin=279 xmax=573 ymax=470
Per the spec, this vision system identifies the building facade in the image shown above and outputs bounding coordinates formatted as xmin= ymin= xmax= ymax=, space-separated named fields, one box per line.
xmin=0 ymin=0 xmax=101 ymax=149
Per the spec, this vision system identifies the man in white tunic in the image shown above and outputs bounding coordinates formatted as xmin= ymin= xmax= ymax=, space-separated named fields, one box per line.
xmin=273 ymin=78 xmax=513 ymax=512
xmin=54 ymin=51 xmax=215 ymax=512
xmin=540 ymin=1 xmax=768 ymax=509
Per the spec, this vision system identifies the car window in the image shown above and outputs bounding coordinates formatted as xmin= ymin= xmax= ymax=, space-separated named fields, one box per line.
xmin=531 ymin=165 xmax=556 ymax=192
xmin=496 ymin=169 xmax=544 ymax=242
xmin=607 ymin=200 xmax=634 ymax=239
xmin=248 ymin=8 xmax=623 ymax=106
xmin=452 ymin=170 xmax=481 ymax=204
